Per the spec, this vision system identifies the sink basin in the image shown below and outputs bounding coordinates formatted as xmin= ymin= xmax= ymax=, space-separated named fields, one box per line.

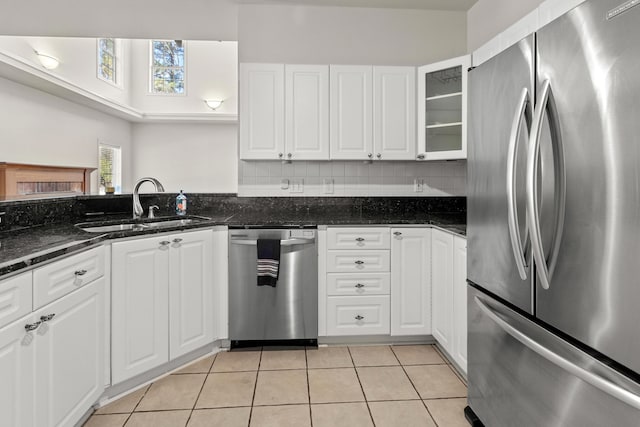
xmin=76 ymin=216 xmax=213 ymax=233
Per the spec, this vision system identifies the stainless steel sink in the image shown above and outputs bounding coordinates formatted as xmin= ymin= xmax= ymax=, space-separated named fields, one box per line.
xmin=76 ymin=216 xmax=214 ymax=233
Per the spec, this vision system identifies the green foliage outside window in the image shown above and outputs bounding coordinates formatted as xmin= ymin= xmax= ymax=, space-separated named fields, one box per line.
xmin=151 ymin=40 xmax=185 ymax=94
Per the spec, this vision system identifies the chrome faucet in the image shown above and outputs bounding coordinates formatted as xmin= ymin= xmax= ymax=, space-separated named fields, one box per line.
xmin=132 ymin=177 xmax=165 ymax=219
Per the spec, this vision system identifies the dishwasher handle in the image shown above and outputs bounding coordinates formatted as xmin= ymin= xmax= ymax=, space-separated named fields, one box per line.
xmin=231 ymin=237 xmax=315 ymax=246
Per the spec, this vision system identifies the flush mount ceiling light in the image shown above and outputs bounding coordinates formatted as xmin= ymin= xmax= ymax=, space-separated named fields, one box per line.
xmin=204 ymin=99 xmax=224 ymax=111
xmin=35 ymin=51 xmax=60 ymax=70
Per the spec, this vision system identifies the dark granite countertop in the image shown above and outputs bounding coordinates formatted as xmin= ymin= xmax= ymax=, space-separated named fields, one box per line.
xmin=0 ymin=211 xmax=465 ymax=277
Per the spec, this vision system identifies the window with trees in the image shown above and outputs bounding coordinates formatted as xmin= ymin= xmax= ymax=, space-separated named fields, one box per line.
xmin=97 ymin=38 xmax=119 ymax=85
xmin=150 ymin=40 xmax=185 ymax=94
xmin=98 ymin=144 xmax=122 ymax=194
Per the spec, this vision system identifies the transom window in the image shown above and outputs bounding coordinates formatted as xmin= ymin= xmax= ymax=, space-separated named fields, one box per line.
xmin=150 ymin=40 xmax=185 ymax=94
xmin=97 ymin=38 xmax=119 ymax=85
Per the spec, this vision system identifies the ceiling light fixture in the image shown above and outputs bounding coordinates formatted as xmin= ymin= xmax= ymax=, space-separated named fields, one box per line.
xmin=35 ymin=51 xmax=60 ymax=70
xmin=204 ymin=99 xmax=224 ymax=111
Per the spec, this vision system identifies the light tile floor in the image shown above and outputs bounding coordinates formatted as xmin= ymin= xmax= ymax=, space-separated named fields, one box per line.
xmin=85 ymin=345 xmax=468 ymax=427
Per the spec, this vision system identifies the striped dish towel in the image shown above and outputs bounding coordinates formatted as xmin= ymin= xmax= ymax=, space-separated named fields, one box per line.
xmin=257 ymin=239 xmax=281 ymax=287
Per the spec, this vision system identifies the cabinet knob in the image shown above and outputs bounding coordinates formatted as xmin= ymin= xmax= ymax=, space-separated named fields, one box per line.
xmin=368 ymin=153 xmax=373 ymax=158
xmin=160 ymin=241 xmax=171 ymax=246
xmin=355 ymin=260 xmax=364 ymax=265
xmin=355 ymin=283 xmax=365 ymax=289
xmin=355 ymin=237 xmax=365 ymax=242
xmin=74 ymin=269 xmax=87 ymax=276
xmin=287 ymin=153 xmax=292 ymax=158
xmin=376 ymin=153 xmax=382 ymax=159
xmin=355 ymin=315 xmax=364 ymax=320
xmin=40 ymin=314 xmax=55 ymax=322
xmin=393 ymin=231 xmax=402 ymax=237
xmin=25 ymin=321 xmax=41 ymax=332
xmin=416 ymin=154 xmax=425 ymax=160
xmin=173 ymin=238 xmax=183 ymax=244
xmin=279 ymin=153 xmax=283 ymax=158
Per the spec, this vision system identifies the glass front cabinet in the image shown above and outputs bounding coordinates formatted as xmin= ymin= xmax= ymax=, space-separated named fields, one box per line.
xmin=417 ymin=55 xmax=470 ymax=160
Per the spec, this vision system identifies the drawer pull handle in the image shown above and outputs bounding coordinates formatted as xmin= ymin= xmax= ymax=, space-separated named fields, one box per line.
xmin=173 ymin=238 xmax=183 ymax=243
xmin=40 ymin=314 xmax=55 ymax=322
xmin=74 ymin=269 xmax=88 ymax=276
xmin=355 ymin=315 xmax=364 ymax=320
xmin=355 ymin=260 xmax=364 ymax=265
xmin=25 ymin=321 xmax=41 ymax=332
xmin=160 ymin=241 xmax=171 ymax=246
xmin=355 ymin=237 xmax=365 ymax=242
xmin=393 ymin=231 xmax=402 ymax=237
xmin=355 ymin=283 xmax=365 ymax=288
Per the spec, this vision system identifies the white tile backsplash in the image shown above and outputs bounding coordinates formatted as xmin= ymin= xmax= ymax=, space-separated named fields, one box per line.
xmin=238 ymin=160 xmax=467 ymax=197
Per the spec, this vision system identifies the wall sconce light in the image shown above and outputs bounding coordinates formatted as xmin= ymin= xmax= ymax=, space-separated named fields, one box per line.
xmin=35 ymin=51 xmax=60 ymax=70
xmin=204 ymin=99 xmax=224 ymax=111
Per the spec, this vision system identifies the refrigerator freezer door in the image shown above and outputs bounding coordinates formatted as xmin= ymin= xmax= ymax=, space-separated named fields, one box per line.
xmin=467 ymin=35 xmax=535 ymax=313
xmin=535 ymin=0 xmax=640 ymax=374
xmin=468 ymin=285 xmax=640 ymax=427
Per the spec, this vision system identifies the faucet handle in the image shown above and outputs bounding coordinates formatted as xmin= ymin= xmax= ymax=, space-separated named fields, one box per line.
xmin=148 ymin=205 xmax=159 ymax=219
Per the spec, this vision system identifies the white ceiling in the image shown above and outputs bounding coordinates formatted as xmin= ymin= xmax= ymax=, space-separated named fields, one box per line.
xmin=233 ymin=0 xmax=478 ymax=11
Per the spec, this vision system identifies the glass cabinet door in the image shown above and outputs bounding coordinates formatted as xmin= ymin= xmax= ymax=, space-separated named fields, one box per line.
xmin=417 ymin=55 xmax=470 ymax=160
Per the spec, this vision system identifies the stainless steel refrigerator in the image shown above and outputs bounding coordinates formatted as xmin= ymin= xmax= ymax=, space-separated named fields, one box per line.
xmin=467 ymin=0 xmax=640 ymax=425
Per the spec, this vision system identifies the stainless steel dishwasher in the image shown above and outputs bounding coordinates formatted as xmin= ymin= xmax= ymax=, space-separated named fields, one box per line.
xmin=228 ymin=227 xmax=318 ymax=348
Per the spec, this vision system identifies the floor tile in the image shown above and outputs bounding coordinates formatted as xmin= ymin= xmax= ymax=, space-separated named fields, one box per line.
xmin=369 ymin=400 xmax=436 ymax=427
xmin=253 ymin=370 xmax=308 ymax=406
xmin=249 ymin=405 xmax=311 ymax=427
xmin=349 ymin=345 xmax=398 ymax=367
xmin=196 ymin=371 xmax=257 ymax=408
xmin=424 ymin=398 xmax=468 ymax=427
xmin=308 ymin=368 xmax=364 ymax=403
xmin=306 ymin=346 xmax=353 ymax=369
xmin=174 ymin=355 xmax=216 ymax=374
xmin=259 ymin=349 xmax=306 ymax=370
xmin=356 ymin=366 xmax=419 ymax=401
xmin=187 ymin=408 xmax=251 ymax=427
xmin=125 ymin=410 xmax=190 ymax=427
xmin=83 ymin=414 xmax=129 ymax=427
xmin=95 ymin=386 xmax=149 ymax=414
xmin=136 ymin=374 xmax=206 ymax=411
xmin=405 ymin=365 xmax=467 ymax=399
xmin=391 ymin=345 xmax=445 ymax=365
xmin=212 ymin=351 xmax=261 ymax=372
xmin=311 ymin=402 xmax=373 ymax=427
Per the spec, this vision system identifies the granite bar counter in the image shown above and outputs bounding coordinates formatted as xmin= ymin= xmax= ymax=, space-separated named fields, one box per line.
xmin=0 ymin=194 xmax=466 ymax=277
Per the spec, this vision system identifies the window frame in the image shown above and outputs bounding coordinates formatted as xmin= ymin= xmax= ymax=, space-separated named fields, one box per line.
xmin=97 ymin=142 xmax=122 ymax=194
xmin=148 ymin=39 xmax=187 ymax=96
xmin=96 ymin=38 xmax=123 ymax=89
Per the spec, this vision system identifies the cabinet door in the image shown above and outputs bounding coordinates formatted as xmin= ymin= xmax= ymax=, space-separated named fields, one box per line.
xmin=112 ymin=236 xmax=169 ymax=384
xmin=0 ymin=314 xmax=36 ymax=427
xmin=373 ymin=66 xmax=416 ymax=160
xmin=240 ymin=63 xmax=285 ymax=160
xmin=390 ymin=228 xmax=431 ymax=336
xmin=453 ymin=236 xmax=468 ymax=373
xmin=169 ymin=230 xmax=214 ymax=360
xmin=330 ymin=65 xmax=373 ymax=160
xmin=285 ymin=64 xmax=329 ymax=160
xmin=431 ymin=229 xmax=454 ymax=351
xmin=33 ymin=279 xmax=105 ymax=427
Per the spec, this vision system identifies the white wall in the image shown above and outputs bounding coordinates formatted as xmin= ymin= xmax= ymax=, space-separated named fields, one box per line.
xmin=0 ymin=76 xmax=133 ymax=193
xmin=467 ymin=0 xmax=543 ymax=51
xmin=130 ymin=40 xmax=238 ymax=114
xmin=131 ymin=123 xmax=238 ymax=193
xmin=238 ymin=4 xmax=467 ymax=65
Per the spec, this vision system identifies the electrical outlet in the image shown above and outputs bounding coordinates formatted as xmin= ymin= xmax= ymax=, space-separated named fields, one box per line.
xmin=413 ymin=178 xmax=424 ymax=192
xmin=323 ymin=178 xmax=334 ymax=194
xmin=291 ymin=179 xmax=304 ymax=193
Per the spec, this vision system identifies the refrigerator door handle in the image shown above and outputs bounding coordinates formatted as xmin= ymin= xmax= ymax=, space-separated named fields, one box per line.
xmin=526 ymin=79 xmax=566 ymax=290
xmin=475 ymin=295 xmax=640 ymax=411
xmin=507 ymin=87 xmax=532 ymax=280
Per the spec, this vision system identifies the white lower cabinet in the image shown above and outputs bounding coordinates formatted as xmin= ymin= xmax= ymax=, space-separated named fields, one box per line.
xmin=390 ymin=228 xmax=431 ymax=336
xmin=431 ymin=228 xmax=468 ymax=374
xmin=112 ymin=229 xmax=214 ymax=384
xmin=327 ymin=295 xmax=390 ymax=336
xmin=0 ymin=278 xmax=105 ymax=427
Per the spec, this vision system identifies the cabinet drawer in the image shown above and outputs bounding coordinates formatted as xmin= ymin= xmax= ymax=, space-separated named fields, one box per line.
xmin=327 ymin=250 xmax=390 ymax=273
xmin=327 ymin=228 xmax=390 ymax=250
xmin=33 ymin=246 xmax=105 ymax=309
xmin=327 ymin=272 xmax=390 ymax=296
xmin=326 ymin=296 xmax=390 ymax=336
xmin=0 ymin=271 xmax=33 ymax=329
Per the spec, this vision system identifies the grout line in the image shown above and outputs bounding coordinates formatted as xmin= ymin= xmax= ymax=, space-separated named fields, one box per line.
xmin=305 ymin=349 xmax=313 ymax=427
xmin=247 ymin=349 xmax=263 ymax=427
xmin=121 ymin=383 xmax=151 ymax=426
xmin=347 ymin=346 xmax=377 ymax=427
xmin=183 ymin=370 xmax=210 ymax=427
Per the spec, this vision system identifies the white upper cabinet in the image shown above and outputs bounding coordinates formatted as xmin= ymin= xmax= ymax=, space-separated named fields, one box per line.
xmin=373 ymin=67 xmax=416 ymax=160
xmin=285 ymin=65 xmax=330 ymax=160
xmin=240 ymin=63 xmax=285 ymax=160
xmin=417 ymin=55 xmax=470 ymax=161
xmin=330 ymin=65 xmax=374 ymax=160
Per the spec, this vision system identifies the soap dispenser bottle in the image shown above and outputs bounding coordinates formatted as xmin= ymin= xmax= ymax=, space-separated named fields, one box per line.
xmin=176 ymin=190 xmax=187 ymax=216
